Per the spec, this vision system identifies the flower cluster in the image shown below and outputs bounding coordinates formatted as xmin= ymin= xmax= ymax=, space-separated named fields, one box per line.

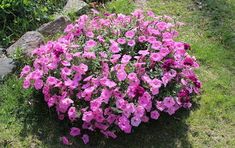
xmin=21 ymin=10 xmax=201 ymax=145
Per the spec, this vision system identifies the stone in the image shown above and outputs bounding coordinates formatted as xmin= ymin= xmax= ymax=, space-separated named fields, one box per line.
xmin=37 ymin=16 xmax=71 ymax=36
xmin=0 ymin=57 xmax=15 ymax=78
xmin=63 ymin=0 xmax=88 ymax=14
xmin=7 ymin=31 xmax=44 ymax=56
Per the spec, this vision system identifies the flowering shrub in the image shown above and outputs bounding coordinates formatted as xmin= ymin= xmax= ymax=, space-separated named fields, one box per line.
xmin=21 ymin=10 xmax=201 ymax=145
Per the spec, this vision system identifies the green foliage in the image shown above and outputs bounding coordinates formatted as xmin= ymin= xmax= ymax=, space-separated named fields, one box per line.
xmin=0 ymin=0 xmax=66 ymax=48
xmin=11 ymin=48 xmax=32 ymax=74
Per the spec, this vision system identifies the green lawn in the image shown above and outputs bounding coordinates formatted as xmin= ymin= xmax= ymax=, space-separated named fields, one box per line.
xmin=0 ymin=0 xmax=234 ymax=147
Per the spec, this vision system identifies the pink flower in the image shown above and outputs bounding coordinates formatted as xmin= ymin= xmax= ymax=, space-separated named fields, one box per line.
xmin=82 ymin=52 xmax=96 ymax=59
xmin=163 ymin=32 xmax=173 ymax=40
xmin=97 ymin=35 xmax=105 ymax=43
xmin=78 ymin=63 xmax=88 ymax=74
xmin=101 ymin=88 xmax=112 ymax=103
xmin=160 ymin=47 xmax=170 ymax=57
xmin=138 ymin=36 xmax=146 ymax=42
xmin=150 ymin=78 xmax=162 ymax=88
xmin=61 ymin=136 xmax=71 ymax=145
xmin=86 ymin=31 xmax=94 ymax=38
xmin=156 ymin=101 xmax=165 ymax=111
xmin=90 ymin=99 xmax=102 ymax=111
xmin=150 ymin=87 xmax=159 ymax=95
xmin=117 ymin=70 xmax=127 ymax=81
xmin=46 ymin=76 xmax=58 ymax=86
xmin=131 ymin=9 xmax=143 ymax=18
xmin=82 ymin=134 xmax=89 ymax=144
xmin=162 ymin=71 xmax=176 ymax=86
xmin=21 ymin=65 xmax=31 ymax=77
xmin=61 ymin=67 xmax=72 ymax=76
xmin=150 ymin=53 xmax=163 ymax=62
xmin=107 ymin=114 xmax=116 ymax=124
xmin=131 ymin=116 xmax=141 ymax=127
xmin=166 ymin=104 xmax=180 ymax=115
xmin=151 ymin=41 xmax=162 ymax=50
xmin=93 ymin=109 xmax=105 ymax=122
xmin=95 ymin=122 xmax=108 ymax=130
xmin=125 ymin=30 xmax=135 ymax=38
xmin=141 ymin=115 xmax=149 ymax=123
xmin=118 ymin=116 xmax=132 ymax=133
xmin=64 ymin=24 xmax=74 ymax=33
xmin=134 ymin=105 xmax=145 ymax=117
xmin=138 ymin=50 xmax=149 ymax=56
xmin=85 ymin=39 xmax=97 ymax=49
xmin=110 ymin=54 xmax=121 ymax=64
xmin=70 ymin=127 xmax=80 ymax=137
xmin=101 ymin=78 xmax=117 ymax=88
xmin=128 ymin=40 xmax=136 ymax=47
xmin=47 ymin=96 xmax=56 ymax=107
xmin=61 ymin=60 xmax=71 ymax=67
xmin=73 ymin=52 xmax=82 ymax=57
xmin=82 ymin=86 xmax=95 ymax=101
xmin=150 ymin=110 xmax=160 ymax=120
xmin=163 ymin=97 xmax=175 ymax=108
xmin=82 ymin=111 xmax=94 ymax=122
xmin=110 ymin=42 xmax=120 ymax=53
xmin=116 ymin=99 xmax=127 ymax=110
xmin=68 ymin=107 xmax=77 ymax=121
xmin=99 ymin=51 xmax=107 ymax=58
xmin=58 ymin=98 xmax=74 ymax=113
xmin=157 ymin=22 xmax=167 ymax=31
xmin=148 ymin=28 xmax=160 ymax=35
xmin=121 ymin=55 xmax=132 ymax=64
xmin=183 ymin=102 xmax=192 ymax=108
xmin=127 ymin=72 xmax=137 ymax=81
xmin=64 ymin=79 xmax=73 ymax=87
xmin=147 ymin=36 xmax=156 ymax=44
xmin=117 ymin=38 xmax=126 ymax=44
xmin=34 ymin=79 xmax=43 ymax=90
xmin=23 ymin=79 xmax=31 ymax=89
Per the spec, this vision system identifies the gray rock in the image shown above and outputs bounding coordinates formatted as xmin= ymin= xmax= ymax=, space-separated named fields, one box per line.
xmin=37 ymin=16 xmax=71 ymax=36
xmin=0 ymin=57 xmax=15 ymax=77
xmin=7 ymin=31 xmax=44 ymax=56
xmin=63 ymin=0 xmax=88 ymax=14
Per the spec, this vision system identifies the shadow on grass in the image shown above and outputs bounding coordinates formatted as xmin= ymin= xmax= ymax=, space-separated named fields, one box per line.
xmin=194 ymin=0 xmax=235 ymax=49
xmin=18 ymin=92 xmax=70 ymax=147
xmin=18 ymin=91 xmax=201 ymax=148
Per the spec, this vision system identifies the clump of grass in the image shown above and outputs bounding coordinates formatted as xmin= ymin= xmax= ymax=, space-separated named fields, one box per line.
xmin=104 ymin=0 xmax=135 ymax=14
xmin=0 ymin=75 xmax=33 ymax=147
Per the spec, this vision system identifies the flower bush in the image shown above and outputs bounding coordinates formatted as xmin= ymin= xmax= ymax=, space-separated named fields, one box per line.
xmin=21 ymin=10 xmax=201 ymax=145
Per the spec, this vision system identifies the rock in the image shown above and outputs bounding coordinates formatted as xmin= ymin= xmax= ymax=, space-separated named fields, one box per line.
xmin=7 ymin=31 xmax=44 ymax=56
xmin=0 ymin=57 xmax=15 ymax=78
xmin=63 ymin=0 xmax=88 ymax=14
xmin=37 ymin=16 xmax=71 ymax=36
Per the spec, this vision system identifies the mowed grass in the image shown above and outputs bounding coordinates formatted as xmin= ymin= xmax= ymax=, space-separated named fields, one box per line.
xmin=0 ymin=0 xmax=234 ymax=147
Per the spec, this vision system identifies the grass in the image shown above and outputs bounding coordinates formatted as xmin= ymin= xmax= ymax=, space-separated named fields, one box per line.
xmin=0 ymin=0 xmax=234 ymax=147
